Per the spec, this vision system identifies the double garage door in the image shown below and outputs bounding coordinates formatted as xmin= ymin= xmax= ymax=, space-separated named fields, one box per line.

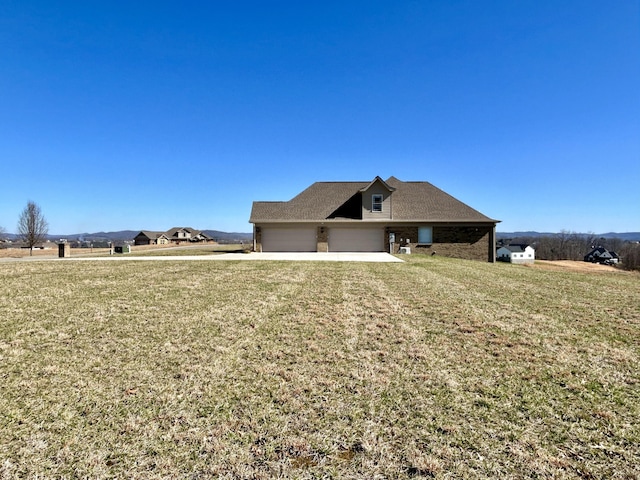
xmin=328 ymin=227 xmax=384 ymax=252
xmin=261 ymin=227 xmax=317 ymax=252
xmin=261 ymin=227 xmax=384 ymax=252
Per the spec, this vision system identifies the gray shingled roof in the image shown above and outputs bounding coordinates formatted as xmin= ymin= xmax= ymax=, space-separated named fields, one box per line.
xmin=250 ymin=176 xmax=497 ymax=224
xmin=136 ymin=230 xmax=165 ymax=239
xmin=500 ymin=244 xmax=528 ymax=253
xmin=251 ymin=182 xmax=369 ymax=221
xmin=136 ymin=228 xmax=213 ymax=240
xmin=165 ymin=227 xmax=201 ymax=238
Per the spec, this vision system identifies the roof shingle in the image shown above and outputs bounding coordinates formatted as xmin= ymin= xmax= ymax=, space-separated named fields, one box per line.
xmin=250 ymin=176 xmax=497 ymax=224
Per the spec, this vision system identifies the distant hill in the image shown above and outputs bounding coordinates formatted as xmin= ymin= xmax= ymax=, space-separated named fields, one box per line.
xmin=203 ymin=230 xmax=253 ymax=243
xmin=497 ymin=231 xmax=555 ymax=239
xmin=63 ymin=231 xmax=140 ymax=242
xmin=597 ymin=232 xmax=640 ymax=242
xmin=497 ymin=231 xmax=640 ymax=242
xmin=2 ymin=229 xmax=253 ymax=244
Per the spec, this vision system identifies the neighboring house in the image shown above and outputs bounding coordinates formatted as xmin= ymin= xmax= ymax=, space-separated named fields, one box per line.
xmin=250 ymin=176 xmax=500 ymax=262
xmin=133 ymin=228 xmax=213 ymax=246
xmin=584 ymin=247 xmax=620 ymax=265
xmin=164 ymin=227 xmax=213 ymax=243
xmin=134 ymin=231 xmax=165 ymax=246
xmin=497 ymin=244 xmax=535 ymax=264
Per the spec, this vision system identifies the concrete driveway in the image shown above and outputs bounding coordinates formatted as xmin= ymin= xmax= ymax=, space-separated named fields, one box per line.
xmin=62 ymin=252 xmax=403 ymax=263
xmin=215 ymin=252 xmax=403 ymax=262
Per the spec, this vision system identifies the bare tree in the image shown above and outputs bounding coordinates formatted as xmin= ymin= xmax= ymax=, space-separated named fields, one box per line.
xmin=620 ymin=242 xmax=640 ymax=271
xmin=17 ymin=201 xmax=49 ymax=256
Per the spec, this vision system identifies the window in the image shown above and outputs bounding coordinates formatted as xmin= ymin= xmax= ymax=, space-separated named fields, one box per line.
xmin=418 ymin=226 xmax=433 ymax=244
xmin=372 ymin=194 xmax=383 ymax=212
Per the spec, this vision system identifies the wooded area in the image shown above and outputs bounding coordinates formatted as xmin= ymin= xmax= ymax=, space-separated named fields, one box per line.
xmin=499 ymin=231 xmax=640 ymax=271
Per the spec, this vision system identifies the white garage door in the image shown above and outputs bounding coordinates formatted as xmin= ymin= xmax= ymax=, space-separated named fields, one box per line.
xmin=261 ymin=227 xmax=317 ymax=252
xmin=329 ymin=228 xmax=385 ymax=252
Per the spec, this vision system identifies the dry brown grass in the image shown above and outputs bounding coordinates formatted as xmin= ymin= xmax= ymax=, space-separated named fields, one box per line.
xmin=0 ymin=255 xmax=638 ymax=478
xmin=0 ymin=243 xmax=236 ymax=259
xmin=0 ymin=246 xmax=59 ymax=258
xmin=529 ymin=260 xmax=633 ymax=275
xmin=0 ymin=247 xmax=113 ymax=259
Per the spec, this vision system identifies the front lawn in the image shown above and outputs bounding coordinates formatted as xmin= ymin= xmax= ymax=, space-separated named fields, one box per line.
xmin=1 ymin=256 xmax=638 ymax=478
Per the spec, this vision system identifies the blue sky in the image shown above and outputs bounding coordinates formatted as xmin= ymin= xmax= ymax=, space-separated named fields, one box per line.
xmin=1 ymin=1 xmax=638 ymax=234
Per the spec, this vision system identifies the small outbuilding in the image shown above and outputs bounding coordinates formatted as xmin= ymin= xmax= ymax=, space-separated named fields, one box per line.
xmin=497 ymin=244 xmax=535 ymax=264
xmin=58 ymin=242 xmax=71 ymax=258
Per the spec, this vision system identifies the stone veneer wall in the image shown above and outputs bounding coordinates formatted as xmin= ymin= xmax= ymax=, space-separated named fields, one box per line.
xmin=254 ymin=226 xmax=262 ymax=252
xmin=385 ymin=225 xmax=493 ymax=262
xmin=317 ymin=226 xmax=328 ymax=252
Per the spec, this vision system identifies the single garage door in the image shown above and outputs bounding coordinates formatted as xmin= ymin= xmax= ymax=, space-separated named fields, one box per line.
xmin=261 ymin=227 xmax=317 ymax=252
xmin=328 ymin=227 xmax=385 ymax=252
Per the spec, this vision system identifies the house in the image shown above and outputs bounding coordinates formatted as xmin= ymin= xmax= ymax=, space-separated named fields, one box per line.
xmin=497 ymin=244 xmax=535 ymax=264
xmin=164 ymin=227 xmax=213 ymax=243
xmin=584 ymin=247 xmax=620 ymax=265
xmin=133 ymin=228 xmax=213 ymax=246
xmin=250 ymin=176 xmax=499 ymax=262
xmin=134 ymin=231 xmax=166 ymax=246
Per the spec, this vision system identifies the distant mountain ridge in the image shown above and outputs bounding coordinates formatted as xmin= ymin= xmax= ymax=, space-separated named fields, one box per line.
xmin=497 ymin=231 xmax=640 ymax=242
xmin=3 ymin=229 xmax=254 ymax=244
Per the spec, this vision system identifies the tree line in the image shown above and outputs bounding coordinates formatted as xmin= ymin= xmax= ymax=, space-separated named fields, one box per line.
xmin=500 ymin=230 xmax=640 ymax=271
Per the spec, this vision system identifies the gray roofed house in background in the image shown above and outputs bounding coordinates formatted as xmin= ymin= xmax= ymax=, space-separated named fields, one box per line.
xmin=250 ymin=176 xmax=499 ymax=262
xmin=134 ymin=227 xmax=213 ymax=246
xmin=134 ymin=231 xmax=166 ymax=245
xmin=584 ymin=246 xmax=620 ymax=265
xmin=164 ymin=227 xmax=212 ymax=242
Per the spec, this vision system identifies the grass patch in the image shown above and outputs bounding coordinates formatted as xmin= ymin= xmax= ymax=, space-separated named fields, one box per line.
xmin=1 ymin=256 xmax=638 ymax=478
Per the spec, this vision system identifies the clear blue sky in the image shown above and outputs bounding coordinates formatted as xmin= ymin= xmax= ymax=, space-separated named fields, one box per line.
xmin=1 ymin=1 xmax=638 ymax=235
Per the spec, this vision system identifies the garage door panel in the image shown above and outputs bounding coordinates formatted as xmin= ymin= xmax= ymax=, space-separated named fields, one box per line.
xmin=262 ymin=228 xmax=317 ymax=252
xmin=329 ymin=228 xmax=384 ymax=252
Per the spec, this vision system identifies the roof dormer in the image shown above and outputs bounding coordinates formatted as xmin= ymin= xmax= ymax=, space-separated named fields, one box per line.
xmin=360 ymin=176 xmax=395 ymax=220
xmin=359 ymin=176 xmax=396 ymax=195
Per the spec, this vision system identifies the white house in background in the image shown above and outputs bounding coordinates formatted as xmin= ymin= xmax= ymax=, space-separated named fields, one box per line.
xmin=497 ymin=244 xmax=535 ymax=264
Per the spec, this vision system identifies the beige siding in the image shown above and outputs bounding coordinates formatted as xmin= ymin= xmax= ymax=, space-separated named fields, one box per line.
xmin=361 ymin=185 xmax=392 ymax=220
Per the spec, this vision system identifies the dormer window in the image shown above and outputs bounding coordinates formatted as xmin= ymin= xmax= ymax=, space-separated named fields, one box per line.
xmin=372 ymin=194 xmax=383 ymax=212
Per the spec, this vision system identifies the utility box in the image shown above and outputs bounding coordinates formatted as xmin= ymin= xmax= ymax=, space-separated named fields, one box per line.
xmin=58 ymin=243 xmax=70 ymax=258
